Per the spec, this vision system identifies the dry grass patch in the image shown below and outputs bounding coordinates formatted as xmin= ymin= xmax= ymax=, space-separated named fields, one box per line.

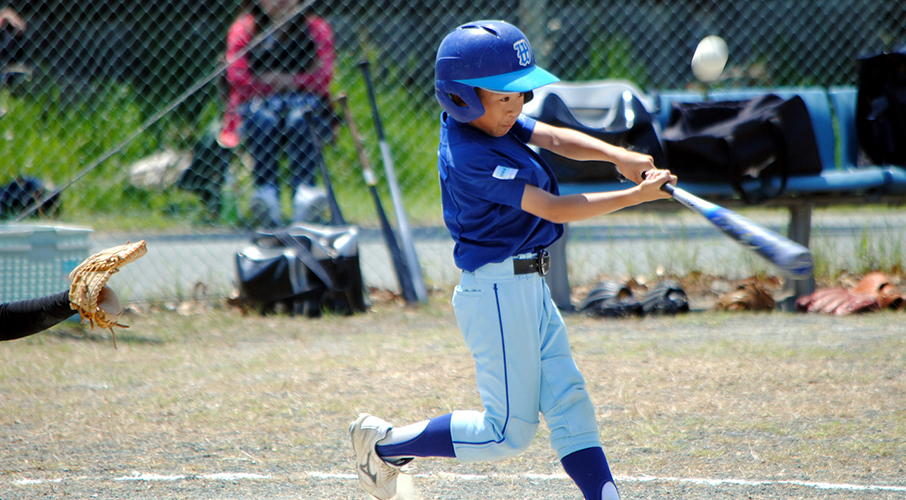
xmin=1 ymin=299 xmax=904 ymax=491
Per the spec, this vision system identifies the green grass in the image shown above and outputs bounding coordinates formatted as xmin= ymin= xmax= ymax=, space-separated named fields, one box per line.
xmin=586 ymin=35 xmax=650 ymax=88
xmin=1 ymin=53 xmax=443 ymax=230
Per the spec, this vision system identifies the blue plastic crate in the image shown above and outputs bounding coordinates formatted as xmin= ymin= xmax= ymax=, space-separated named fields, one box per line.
xmin=0 ymin=224 xmax=93 ymax=303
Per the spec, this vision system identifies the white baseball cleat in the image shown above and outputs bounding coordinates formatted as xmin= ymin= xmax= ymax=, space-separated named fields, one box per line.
xmin=292 ymin=183 xmax=328 ymax=223
xmin=250 ymin=185 xmax=282 ymax=228
xmin=349 ymin=413 xmax=413 ymax=499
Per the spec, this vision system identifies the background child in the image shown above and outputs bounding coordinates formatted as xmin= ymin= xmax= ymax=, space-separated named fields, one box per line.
xmin=222 ymin=0 xmax=336 ymax=227
xmin=350 ymin=20 xmax=675 ymax=500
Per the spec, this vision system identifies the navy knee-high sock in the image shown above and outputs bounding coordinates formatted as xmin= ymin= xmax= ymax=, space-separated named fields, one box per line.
xmin=375 ymin=413 xmax=456 ymax=459
xmin=561 ymin=447 xmax=620 ymax=500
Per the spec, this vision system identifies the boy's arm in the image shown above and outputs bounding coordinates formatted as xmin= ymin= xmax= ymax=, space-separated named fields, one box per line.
xmin=520 ymin=168 xmax=675 ymax=223
xmin=529 ymin=121 xmax=655 ymax=184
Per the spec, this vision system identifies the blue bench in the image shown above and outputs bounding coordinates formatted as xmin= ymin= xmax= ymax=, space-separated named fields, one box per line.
xmin=525 ymin=83 xmax=906 ymax=311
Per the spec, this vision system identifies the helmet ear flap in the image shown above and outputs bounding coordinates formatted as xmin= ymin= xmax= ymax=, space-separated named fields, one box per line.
xmin=435 ymin=80 xmax=484 ymax=123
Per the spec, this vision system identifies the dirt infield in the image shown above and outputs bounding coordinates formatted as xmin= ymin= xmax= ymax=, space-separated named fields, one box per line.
xmin=1 ymin=297 xmax=904 ymax=499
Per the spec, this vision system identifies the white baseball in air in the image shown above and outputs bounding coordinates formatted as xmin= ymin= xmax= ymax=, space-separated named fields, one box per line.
xmin=691 ymin=35 xmax=729 ymax=83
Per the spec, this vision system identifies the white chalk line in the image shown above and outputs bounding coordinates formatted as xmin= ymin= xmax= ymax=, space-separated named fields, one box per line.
xmin=11 ymin=472 xmax=272 ymax=485
xmin=8 ymin=471 xmax=906 ymax=493
xmin=306 ymin=471 xmax=906 ymax=493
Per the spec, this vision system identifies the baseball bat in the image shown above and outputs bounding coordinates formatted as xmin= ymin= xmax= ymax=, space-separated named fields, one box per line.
xmin=662 ymin=182 xmax=813 ymax=278
xmin=311 ymin=121 xmax=346 ymax=226
xmin=357 ymin=59 xmax=428 ymax=303
xmin=337 ymin=95 xmax=418 ymax=304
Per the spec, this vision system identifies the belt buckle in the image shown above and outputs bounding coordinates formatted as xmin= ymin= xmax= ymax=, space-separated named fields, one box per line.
xmin=537 ymin=249 xmax=550 ymax=276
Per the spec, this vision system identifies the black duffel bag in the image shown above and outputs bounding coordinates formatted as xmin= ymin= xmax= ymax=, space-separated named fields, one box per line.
xmin=662 ymin=94 xmax=822 ymax=203
xmin=236 ymin=223 xmax=366 ymax=317
xmin=856 ymin=48 xmax=906 ymax=166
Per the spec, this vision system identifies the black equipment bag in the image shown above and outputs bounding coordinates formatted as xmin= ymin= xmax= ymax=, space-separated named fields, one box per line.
xmin=856 ymin=48 xmax=906 ymax=166
xmin=0 ymin=176 xmax=61 ymax=219
xmin=177 ymin=122 xmax=232 ymax=216
xmin=535 ymin=91 xmax=665 ymax=183
xmin=662 ymin=94 xmax=822 ymax=203
xmin=248 ymin=16 xmax=316 ymax=74
xmin=236 ymin=224 xmax=366 ymax=317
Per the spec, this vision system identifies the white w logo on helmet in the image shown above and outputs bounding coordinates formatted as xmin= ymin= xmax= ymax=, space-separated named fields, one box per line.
xmin=513 ymin=39 xmax=532 ymax=66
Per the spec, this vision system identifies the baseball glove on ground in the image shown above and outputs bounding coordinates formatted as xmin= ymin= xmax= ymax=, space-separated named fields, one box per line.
xmin=69 ymin=240 xmax=147 ymax=347
xmin=795 ymin=272 xmax=904 ymax=315
xmin=579 ymin=280 xmax=643 ymax=318
xmin=641 ymin=280 xmax=690 ymax=316
xmin=716 ymin=278 xmax=776 ymax=312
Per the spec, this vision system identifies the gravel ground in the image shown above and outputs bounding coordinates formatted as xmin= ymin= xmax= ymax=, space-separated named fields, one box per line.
xmin=7 ymin=473 xmax=904 ymax=500
xmin=1 ymin=299 xmax=904 ymax=500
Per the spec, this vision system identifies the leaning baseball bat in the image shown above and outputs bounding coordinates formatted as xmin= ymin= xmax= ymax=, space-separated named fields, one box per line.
xmin=662 ymin=183 xmax=813 ymax=278
xmin=358 ymin=59 xmax=428 ymax=303
xmin=337 ymin=95 xmax=418 ymax=304
xmin=311 ymin=119 xmax=346 ymax=226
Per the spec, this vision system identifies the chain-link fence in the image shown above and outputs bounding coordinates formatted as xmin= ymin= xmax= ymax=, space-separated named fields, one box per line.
xmin=2 ymin=0 xmax=905 ymax=303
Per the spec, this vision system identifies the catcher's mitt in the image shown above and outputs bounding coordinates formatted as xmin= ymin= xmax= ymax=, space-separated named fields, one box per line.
xmin=69 ymin=240 xmax=147 ymax=347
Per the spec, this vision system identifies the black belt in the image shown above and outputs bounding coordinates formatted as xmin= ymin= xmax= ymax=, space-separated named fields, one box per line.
xmin=513 ymin=250 xmax=550 ymax=276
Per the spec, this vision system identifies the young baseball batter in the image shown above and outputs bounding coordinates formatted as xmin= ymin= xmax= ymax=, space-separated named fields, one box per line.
xmin=349 ymin=20 xmax=675 ymax=500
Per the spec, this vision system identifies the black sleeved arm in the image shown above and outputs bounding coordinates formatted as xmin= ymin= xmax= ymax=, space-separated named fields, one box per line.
xmin=0 ymin=291 xmax=74 ymax=341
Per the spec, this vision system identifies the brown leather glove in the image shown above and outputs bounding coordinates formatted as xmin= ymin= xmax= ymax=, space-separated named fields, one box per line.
xmin=69 ymin=240 xmax=147 ymax=347
xmin=716 ymin=279 xmax=776 ymax=312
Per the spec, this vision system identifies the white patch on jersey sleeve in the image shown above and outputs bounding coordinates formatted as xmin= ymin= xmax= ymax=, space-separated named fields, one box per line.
xmin=492 ymin=165 xmax=518 ymax=180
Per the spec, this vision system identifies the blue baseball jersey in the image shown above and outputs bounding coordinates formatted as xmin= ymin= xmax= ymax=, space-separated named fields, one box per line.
xmin=438 ymin=112 xmax=564 ymax=271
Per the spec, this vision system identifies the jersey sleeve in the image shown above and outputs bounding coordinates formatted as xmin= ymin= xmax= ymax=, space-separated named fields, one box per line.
xmin=468 ymin=115 xmax=540 ymax=208
xmin=225 ymin=14 xmax=271 ymax=100
xmin=292 ymin=16 xmax=334 ymax=97
xmin=0 ymin=291 xmax=73 ymax=341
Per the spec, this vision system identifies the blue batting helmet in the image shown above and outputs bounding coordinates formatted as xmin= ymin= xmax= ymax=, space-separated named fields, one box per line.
xmin=435 ymin=20 xmax=559 ymax=123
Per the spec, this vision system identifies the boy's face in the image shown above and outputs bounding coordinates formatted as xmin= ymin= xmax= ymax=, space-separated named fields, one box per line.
xmin=469 ymin=88 xmax=527 ymax=137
